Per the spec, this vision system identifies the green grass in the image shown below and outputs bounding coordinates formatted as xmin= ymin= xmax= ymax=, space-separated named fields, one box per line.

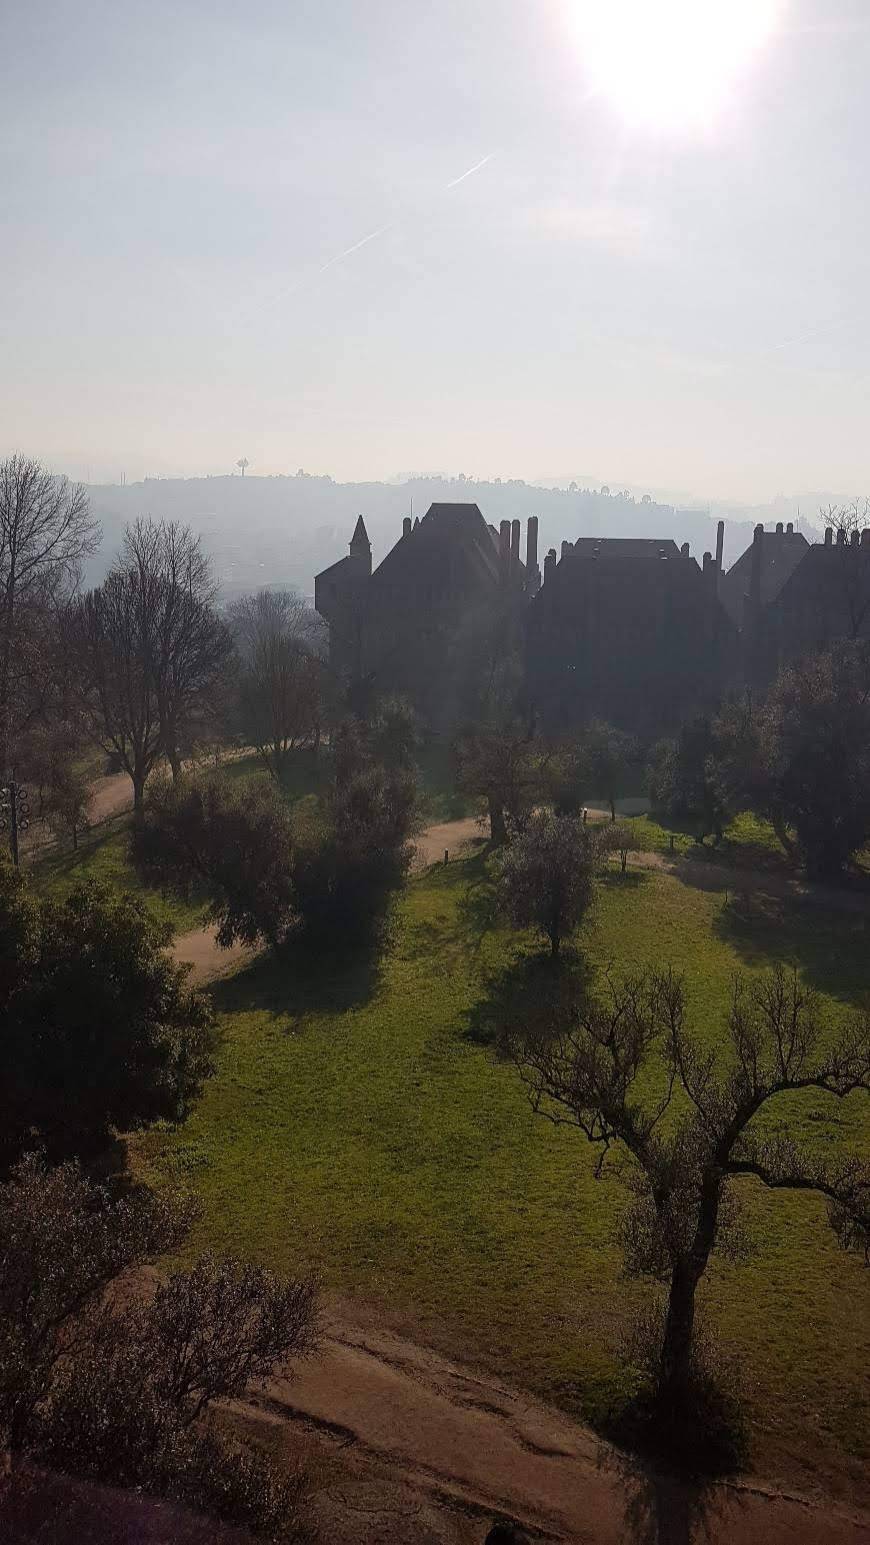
xmin=137 ymin=854 xmax=870 ymax=1485
xmin=30 ymin=822 xmax=206 ymax=933
xmin=632 ymin=809 xmax=789 ymax=867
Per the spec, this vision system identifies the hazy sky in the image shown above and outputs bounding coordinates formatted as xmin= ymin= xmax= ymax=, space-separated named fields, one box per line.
xmin=3 ymin=0 xmax=869 ymax=500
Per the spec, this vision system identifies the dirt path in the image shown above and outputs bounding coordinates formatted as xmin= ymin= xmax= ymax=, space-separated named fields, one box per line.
xmin=411 ymin=816 xmax=485 ymax=870
xmin=86 ymin=771 xmax=135 ymax=825
xmin=234 ymin=1317 xmax=870 ymax=1544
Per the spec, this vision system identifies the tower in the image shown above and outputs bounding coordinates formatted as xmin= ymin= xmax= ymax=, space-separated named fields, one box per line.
xmin=349 ymin=514 xmax=372 ymax=580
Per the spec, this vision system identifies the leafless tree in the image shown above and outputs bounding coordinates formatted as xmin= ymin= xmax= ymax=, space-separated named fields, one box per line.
xmin=514 ymin=965 xmax=869 ymax=1431
xmin=0 ymin=455 xmax=98 ymax=774
xmin=821 ymin=499 xmax=870 ymax=640
xmin=121 ymin=519 xmax=235 ymax=779
xmin=229 ymin=589 xmax=325 ymax=781
xmin=68 ymin=568 xmax=163 ymax=815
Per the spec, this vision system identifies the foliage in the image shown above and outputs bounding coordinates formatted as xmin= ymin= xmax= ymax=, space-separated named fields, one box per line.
xmin=290 ymin=715 xmax=417 ymax=949
xmin=454 ymin=720 xmax=546 ymax=844
xmin=601 ymin=820 xmax=645 ymax=874
xmin=43 ymin=759 xmax=90 ymax=850
xmin=0 ymin=1152 xmax=193 ymax=1451
xmin=0 ymin=1156 xmax=316 ymax=1540
xmin=0 ymin=863 xmax=215 ymax=1164
xmin=494 ymin=810 xmax=597 ymax=957
xmin=577 ymin=720 xmax=639 ymax=820
xmin=647 ymin=716 xmax=729 ymax=843
xmin=134 ymin=773 xmax=296 ymax=949
xmin=757 ymin=642 xmax=870 ymax=877
xmin=512 ymin=962 xmax=870 ymax=1456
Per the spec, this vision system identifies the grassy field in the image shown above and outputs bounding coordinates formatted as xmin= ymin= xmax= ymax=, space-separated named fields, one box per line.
xmin=136 ymin=848 xmax=870 ymax=1489
xmin=29 ymin=822 xmax=206 ymax=933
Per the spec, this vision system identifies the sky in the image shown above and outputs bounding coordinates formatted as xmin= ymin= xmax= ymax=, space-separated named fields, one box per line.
xmin=2 ymin=0 xmax=870 ymax=502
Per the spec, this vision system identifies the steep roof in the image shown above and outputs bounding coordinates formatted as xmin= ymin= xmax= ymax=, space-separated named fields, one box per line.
xmin=719 ymin=530 xmax=809 ymax=626
xmin=350 ymin=514 xmax=370 ymax=549
xmin=370 ymin=501 xmax=502 ymax=594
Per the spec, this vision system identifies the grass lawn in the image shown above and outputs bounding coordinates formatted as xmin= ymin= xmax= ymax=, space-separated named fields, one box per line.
xmin=136 ymin=852 xmax=870 ymax=1490
xmin=29 ymin=822 xmax=206 ymax=934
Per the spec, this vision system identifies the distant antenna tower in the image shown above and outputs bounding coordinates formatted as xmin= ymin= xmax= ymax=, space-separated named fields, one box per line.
xmin=237 ymin=457 xmax=249 ymax=477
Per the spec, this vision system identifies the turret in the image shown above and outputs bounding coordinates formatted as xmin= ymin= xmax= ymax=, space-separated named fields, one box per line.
xmin=349 ymin=514 xmax=372 ymax=579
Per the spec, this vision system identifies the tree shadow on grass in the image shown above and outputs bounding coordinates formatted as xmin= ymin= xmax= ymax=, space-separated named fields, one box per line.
xmin=599 ymin=1448 xmax=727 ymax=1545
xmin=209 ymin=931 xmax=384 ymax=1022
xmin=462 ymin=949 xmax=593 ymax=1057
xmin=713 ymin=888 xmax=870 ymax=1006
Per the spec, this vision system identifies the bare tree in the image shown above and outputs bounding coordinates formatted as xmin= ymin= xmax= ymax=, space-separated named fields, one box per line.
xmin=0 ymin=455 xmax=98 ymax=774
xmin=68 ymin=568 xmax=163 ymax=815
xmin=514 ymin=965 xmax=869 ymax=1432
xmin=229 ymin=589 xmax=324 ymax=781
xmin=122 ymin=519 xmax=235 ymax=779
xmin=821 ymin=499 xmax=870 ymax=640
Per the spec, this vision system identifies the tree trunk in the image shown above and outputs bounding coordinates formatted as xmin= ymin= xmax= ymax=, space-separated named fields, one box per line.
xmin=658 ymin=1265 xmax=698 ymax=1419
xmin=609 ymin=798 xmax=616 ymax=822
xmin=488 ymin=794 xmax=507 ymax=846
xmin=132 ymin=771 xmax=146 ymax=820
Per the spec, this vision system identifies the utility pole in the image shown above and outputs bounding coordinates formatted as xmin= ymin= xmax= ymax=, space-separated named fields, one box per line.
xmin=1 ymin=774 xmax=30 ymax=868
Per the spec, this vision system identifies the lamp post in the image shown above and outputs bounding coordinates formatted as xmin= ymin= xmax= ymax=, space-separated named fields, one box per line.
xmin=0 ymin=775 xmax=30 ymax=868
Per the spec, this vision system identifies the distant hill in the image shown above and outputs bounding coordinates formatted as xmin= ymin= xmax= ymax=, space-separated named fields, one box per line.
xmin=82 ymin=473 xmax=824 ymax=600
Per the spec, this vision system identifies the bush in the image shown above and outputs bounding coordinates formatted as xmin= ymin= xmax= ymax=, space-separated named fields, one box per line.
xmin=291 ymin=751 xmax=416 ymax=950
xmin=0 ymin=865 xmax=215 ymax=1166
xmin=134 ymin=773 xmax=296 ymax=948
xmin=1 ymin=1157 xmax=317 ymax=1540
xmin=0 ymin=1153 xmax=193 ymax=1451
xmin=495 ymin=810 xmax=596 ymax=957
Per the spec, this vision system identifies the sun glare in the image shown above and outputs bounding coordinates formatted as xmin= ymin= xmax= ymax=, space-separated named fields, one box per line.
xmin=571 ymin=0 xmax=783 ymax=132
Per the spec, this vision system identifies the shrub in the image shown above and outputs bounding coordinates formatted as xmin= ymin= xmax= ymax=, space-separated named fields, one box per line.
xmin=1 ymin=1157 xmax=317 ymax=1540
xmin=134 ymin=773 xmax=296 ymax=948
xmin=0 ymin=866 xmax=215 ymax=1166
xmin=495 ymin=810 xmax=596 ymax=957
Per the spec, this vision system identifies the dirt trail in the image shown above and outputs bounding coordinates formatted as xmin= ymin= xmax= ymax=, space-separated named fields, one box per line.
xmin=235 ymin=1317 xmax=870 ymax=1544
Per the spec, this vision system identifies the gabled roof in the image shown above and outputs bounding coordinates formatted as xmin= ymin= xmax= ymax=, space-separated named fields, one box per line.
xmin=719 ymin=530 xmax=809 ymax=626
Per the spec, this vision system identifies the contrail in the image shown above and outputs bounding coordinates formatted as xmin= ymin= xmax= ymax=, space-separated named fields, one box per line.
xmin=446 ymin=153 xmax=494 ymax=189
xmin=315 ymin=222 xmax=394 ymax=276
xmin=230 ymin=155 xmax=494 ymax=329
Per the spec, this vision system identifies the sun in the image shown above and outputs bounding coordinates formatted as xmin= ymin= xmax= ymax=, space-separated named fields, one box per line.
xmin=570 ymin=0 xmax=783 ymax=132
